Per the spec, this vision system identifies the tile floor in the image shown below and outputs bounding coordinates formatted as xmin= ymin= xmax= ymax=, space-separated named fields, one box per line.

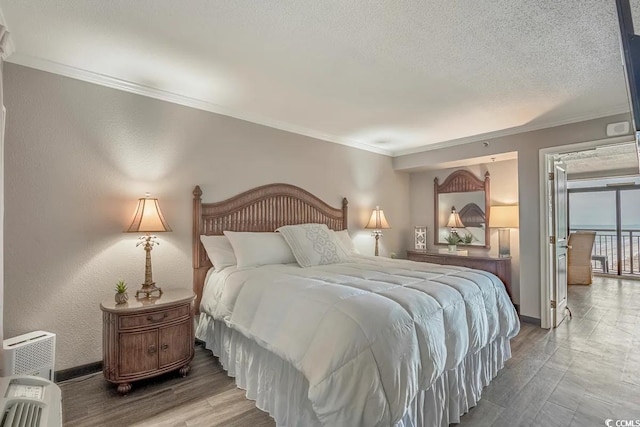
xmin=459 ymin=275 xmax=640 ymax=427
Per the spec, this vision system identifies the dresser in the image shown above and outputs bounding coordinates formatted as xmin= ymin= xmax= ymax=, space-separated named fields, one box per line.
xmin=406 ymin=250 xmax=512 ymax=300
xmin=101 ymin=289 xmax=195 ymax=394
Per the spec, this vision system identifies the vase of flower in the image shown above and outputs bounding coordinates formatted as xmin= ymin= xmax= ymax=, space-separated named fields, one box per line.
xmin=461 ymin=234 xmax=475 ymax=245
xmin=114 ymin=280 xmax=129 ymax=305
xmin=445 ymin=233 xmax=461 ymax=253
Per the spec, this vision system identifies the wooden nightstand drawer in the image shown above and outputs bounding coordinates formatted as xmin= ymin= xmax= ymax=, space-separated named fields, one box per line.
xmin=101 ymin=289 xmax=195 ymax=394
xmin=118 ymin=304 xmax=190 ymax=330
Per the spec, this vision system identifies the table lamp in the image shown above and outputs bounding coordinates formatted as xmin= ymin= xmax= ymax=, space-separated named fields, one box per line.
xmin=489 ymin=205 xmax=519 ymax=257
xmin=126 ymin=193 xmax=172 ymax=298
xmin=365 ymin=206 xmax=391 ymax=256
xmin=446 ymin=206 xmax=465 ymax=236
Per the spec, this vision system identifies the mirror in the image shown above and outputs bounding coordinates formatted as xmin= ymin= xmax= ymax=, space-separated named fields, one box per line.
xmin=434 ymin=170 xmax=490 ymax=248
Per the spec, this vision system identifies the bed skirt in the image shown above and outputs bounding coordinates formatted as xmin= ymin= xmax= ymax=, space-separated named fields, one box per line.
xmin=196 ymin=313 xmax=511 ymax=427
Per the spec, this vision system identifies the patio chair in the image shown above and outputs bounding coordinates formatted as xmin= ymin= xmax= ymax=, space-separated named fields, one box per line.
xmin=567 ymin=231 xmax=596 ymax=285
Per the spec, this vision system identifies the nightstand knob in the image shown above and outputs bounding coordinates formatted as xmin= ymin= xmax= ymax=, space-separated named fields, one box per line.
xmin=148 ymin=345 xmax=157 ymax=354
xmin=161 ymin=343 xmax=169 ymax=351
xmin=146 ymin=313 xmax=168 ymax=322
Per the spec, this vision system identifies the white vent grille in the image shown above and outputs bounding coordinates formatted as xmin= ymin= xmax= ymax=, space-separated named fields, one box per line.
xmin=3 ymin=332 xmax=56 ymax=381
xmin=1 ymin=402 xmax=43 ymax=427
xmin=13 ymin=338 xmax=54 ymax=376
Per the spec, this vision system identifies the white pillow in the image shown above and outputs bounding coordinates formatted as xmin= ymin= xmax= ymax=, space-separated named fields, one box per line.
xmin=200 ymin=235 xmax=237 ymax=271
xmin=223 ymin=231 xmax=297 ymax=268
xmin=332 ymin=229 xmax=360 ymax=255
xmin=277 ymin=223 xmax=348 ymax=267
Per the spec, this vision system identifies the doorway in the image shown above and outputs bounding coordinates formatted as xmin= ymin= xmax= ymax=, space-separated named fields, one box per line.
xmin=539 ymin=136 xmax=637 ymax=329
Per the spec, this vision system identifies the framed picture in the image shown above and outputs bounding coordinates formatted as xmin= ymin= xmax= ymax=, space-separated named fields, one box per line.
xmin=415 ymin=226 xmax=427 ymax=250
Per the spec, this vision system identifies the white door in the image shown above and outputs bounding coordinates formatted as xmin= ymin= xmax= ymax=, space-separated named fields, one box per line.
xmin=549 ymin=160 xmax=569 ymax=327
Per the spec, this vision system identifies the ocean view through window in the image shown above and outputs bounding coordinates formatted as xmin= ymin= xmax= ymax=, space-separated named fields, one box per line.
xmin=569 ymin=186 xmax=640 ymax=276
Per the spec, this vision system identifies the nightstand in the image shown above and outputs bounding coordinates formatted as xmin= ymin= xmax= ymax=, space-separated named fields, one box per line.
xmin=100 ymin=289 xmax=195 ymax=394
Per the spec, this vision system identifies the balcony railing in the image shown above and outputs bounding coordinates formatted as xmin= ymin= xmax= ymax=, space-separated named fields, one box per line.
xmin=569 ymin=228 xmax=640 ymax=276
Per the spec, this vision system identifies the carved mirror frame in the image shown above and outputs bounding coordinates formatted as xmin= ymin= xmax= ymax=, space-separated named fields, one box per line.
xmin=434 ymin=170 xmax=491 ymax=248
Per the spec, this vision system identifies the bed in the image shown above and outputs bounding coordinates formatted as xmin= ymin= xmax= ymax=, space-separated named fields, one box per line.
xmin=192 ymin=183 xmax=520 ymax=427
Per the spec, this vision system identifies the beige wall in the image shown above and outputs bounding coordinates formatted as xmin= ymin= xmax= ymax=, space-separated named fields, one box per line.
xmin=3 ymin=64 xmax=411 ymax=370
xmin=396 ymin=112 xmax=631 ymax=320
xmin=409 ymin=159 xmax=520 ymax=301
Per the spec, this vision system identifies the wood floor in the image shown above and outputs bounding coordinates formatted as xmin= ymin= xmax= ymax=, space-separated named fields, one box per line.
xmin=61 ymin=276 xmax=640 ymax=426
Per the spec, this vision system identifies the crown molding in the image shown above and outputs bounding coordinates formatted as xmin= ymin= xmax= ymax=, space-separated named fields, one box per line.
xmin=6 ymin=53 xmax=393 ymax=156
xmin=5 ymin=52 xmax=631 ymax=159
xmin=391 ymin=105 xmax=632 ymax=157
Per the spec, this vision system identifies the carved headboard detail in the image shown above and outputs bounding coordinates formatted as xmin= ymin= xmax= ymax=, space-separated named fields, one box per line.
xmin=436 ymin=170 xmax=488 ymax=193
xmin=192 ymin=183 xmax=348 ymax=311
xmin=458 ymin=203 xmax=485 ymax=228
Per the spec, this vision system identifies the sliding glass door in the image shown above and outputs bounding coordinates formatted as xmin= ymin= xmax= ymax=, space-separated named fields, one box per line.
xmin=620 ymin=189 xmax=640 ymax=275
xmin=568 ymin=186 xmax=640 ymax=277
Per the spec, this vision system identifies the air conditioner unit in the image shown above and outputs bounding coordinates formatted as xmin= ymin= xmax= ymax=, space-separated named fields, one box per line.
xmin=0 ymin=375 xmax=62 ymax=427
xmin=3 ymin=332 xmax=56 ymax=381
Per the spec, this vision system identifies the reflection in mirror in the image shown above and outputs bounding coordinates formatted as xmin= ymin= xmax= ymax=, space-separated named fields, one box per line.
xmin=446 ymin=206 xmax=465 ymax=237
xmin=434 ymin=171 xmax=490 ymax=248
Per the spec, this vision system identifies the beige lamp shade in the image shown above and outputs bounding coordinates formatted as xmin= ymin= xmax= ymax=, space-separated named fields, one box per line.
xmin=489 ymin=205 xmax=519 ymax=228
xmin=365 ymin=206 xmax=391 ymax=230
xmin=446 ymin=207 xmax=465 ymax=228
xmin=126 ymin=196 xmax=172 ymax=233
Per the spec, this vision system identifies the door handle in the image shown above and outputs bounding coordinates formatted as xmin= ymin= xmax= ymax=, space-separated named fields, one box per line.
xmin=160 ymin=343 xmax=169 ymax=351
xmin=148 ymin=345 xmax=157 ymax=354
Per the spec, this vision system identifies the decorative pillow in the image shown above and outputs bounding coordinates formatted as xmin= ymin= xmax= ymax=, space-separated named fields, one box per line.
xmin=277 ymin=223 xmax=349 ymax=267
xmin=223 ymin=231 xmax=297 ymax=268
xmin=200 ymin=235 xmax=237 ymax=271
xmin=332 ymin=229 xmax=360 ymax=255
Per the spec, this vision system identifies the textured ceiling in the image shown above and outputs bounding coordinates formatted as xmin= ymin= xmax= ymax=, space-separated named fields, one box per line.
xmin=0 ymin=1 xmax=636 ymax=155
xmin=561 ymin=142 xmax=639 ymax=177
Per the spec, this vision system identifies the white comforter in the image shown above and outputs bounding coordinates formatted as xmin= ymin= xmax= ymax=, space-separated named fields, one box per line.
xmin=199 ymin=255 xmax=519 ymax=427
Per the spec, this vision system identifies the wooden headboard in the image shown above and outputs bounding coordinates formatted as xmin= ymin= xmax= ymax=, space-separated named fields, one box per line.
xmin=192 ymin=183 xmax=348 ymax=310
xmin=458 ymin=203 xmax=485 ymax=228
